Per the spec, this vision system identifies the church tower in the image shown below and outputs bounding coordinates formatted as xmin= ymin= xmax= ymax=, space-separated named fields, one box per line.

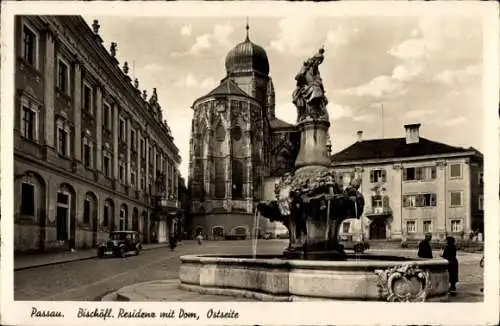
xmin=188 ymin=22 xmax=298 ymax=240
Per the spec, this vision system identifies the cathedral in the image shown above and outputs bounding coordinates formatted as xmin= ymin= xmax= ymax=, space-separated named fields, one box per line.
xmin=187 ymin=24 xmax=300 ymax=240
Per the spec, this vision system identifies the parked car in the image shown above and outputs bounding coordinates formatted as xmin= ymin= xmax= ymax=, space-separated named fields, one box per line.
xmin=97 ymin=231 xmax=142 ymax=258
xmin=338 ymin=234 xmax=370 ymax=254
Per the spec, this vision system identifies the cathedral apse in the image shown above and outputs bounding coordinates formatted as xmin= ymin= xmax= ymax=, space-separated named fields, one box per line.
xmin=188 ymin=23 xmax=300 ymax=240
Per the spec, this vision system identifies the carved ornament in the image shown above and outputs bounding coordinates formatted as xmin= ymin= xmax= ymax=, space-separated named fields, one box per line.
xmin=374 ymin=263 xmax=431 ymax=302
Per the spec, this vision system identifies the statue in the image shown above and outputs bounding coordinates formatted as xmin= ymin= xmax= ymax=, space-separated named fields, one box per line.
xmin=134 ymin=78 xmax=139 ymax=89
xmin=292 ymin=47 xmax=329 ymax=123
xmin=92 ymin=19 xmax=100 ymax=35
xmin=110 ymin=42 xmax=117 ymax=57
xmin=149 ymin=88 xmax=158 ymax=106
xmin=123 ymin=61 xmax=129 ymax=75
xmin=142 ymin=90 xmax=147 ymax=101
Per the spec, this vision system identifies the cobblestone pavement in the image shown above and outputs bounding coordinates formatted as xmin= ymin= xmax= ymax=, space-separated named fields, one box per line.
xmin=14 ymin=240 xmax=290 ymax=301
xmin=14 ymin=241 xmax=483 ymax=302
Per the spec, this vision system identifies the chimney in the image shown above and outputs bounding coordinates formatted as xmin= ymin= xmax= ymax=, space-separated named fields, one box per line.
xmin=356 ymin=130 xmax=363 ymax=142
xmin=404 ymin=123 xmax=421 ymax=144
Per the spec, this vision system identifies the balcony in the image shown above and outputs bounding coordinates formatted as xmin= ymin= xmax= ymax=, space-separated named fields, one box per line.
xmin=365 ymin=206 xmax=392 ymax=217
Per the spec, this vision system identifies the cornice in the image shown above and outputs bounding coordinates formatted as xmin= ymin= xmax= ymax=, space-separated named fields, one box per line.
xmin=43 ymin=16 xmax=179 ymax=158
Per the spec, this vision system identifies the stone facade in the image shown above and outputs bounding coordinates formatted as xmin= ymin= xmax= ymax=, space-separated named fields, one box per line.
xmin=14 ymin=16 xmax=181 ymax=253
xmin=334 ymin=127 xmax=484 ymax=241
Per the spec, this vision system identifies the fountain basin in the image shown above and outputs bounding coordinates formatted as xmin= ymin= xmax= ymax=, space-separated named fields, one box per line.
xmin=179 ymin=254 xmax=449 ymax=302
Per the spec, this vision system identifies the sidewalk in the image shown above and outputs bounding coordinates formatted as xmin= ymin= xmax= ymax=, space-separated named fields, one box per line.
xmin=14 ymin=242 xmax=175 ymax=271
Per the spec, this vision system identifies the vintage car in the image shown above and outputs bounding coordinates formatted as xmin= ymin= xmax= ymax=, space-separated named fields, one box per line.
xmin=97 ymin=231 xmax=142 ymax=258
xmin=338 ymin=234 xmax=370 ymax=254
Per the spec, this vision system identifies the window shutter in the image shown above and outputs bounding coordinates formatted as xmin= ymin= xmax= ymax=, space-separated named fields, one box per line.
xmin=370 ymin=171 xmax=374 ymax=183
xmin=431 ymin=193 xmax=437 ymax=206
xmin=381 ymin=170 xmax=386 ymax=182
xmin=403 ymin=168 xmax=407 ymax=181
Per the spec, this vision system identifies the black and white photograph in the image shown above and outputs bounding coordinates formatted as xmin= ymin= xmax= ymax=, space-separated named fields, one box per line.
xmin=1 ymin=1 xmax=499 ymax=326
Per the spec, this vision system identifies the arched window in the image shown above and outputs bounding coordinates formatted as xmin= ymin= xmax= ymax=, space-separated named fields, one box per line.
xmin=232 ymin=159 xmax=244 ymax=199
xmin=119 ymin=204 xmax=128 ymax=231
xmin=103 ymin=199 xmax=114 ymax=229
xmin=83 ymin=192 xmax=97 ymax=225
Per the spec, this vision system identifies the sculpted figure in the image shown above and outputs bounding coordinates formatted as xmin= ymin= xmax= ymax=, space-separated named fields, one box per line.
xmin=292 ymin=47 xmax=329 ymax=122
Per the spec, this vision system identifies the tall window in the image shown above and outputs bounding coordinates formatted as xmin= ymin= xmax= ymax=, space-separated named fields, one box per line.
xmin=22 ymin=24 xmax=37 ymax=67
xmin=103 ymin=202 xmax=110 ymax=227
xmin=450 ymin=191 xmax=463 ymax=207
xmin=370 ymin=169 xmax=386 ymax=183
xmin=232 ymin=159 xmax=244 ymax=199
xmin=423 ymin=220 xmax=432 ymax=233
xmin=20 ymin=183 xmax=35 ymax=216
xmin=56 ymin=120 xmax=70 ymax=157
xmin=119 ymin=118 xmax=126 ymax=141
xmin=119 ymin=163 xmax=125 ymax=184
xmin=103 ymin=155 xmax=111 ymax=177
xmin=403 ymin=166 xmax=436 ymax=181
xmin=406 ymin=221 xmax=416 ymax=233
xmin=451 ymin=220 xmax=462 ymax=233
xmin=131 ymin=171 xmax=136 ymax=188
xmin=119 ymin=207 xmax=127 ymax=231
xmin=214 ymin=158 xmax=225 ymax=198
xmin=83 ymin=140 xmax=93 ymax=169
xmin=83 ymin=199 xmax=91 ymax=224
xmin=449 ymin=163 xmax=462 ymax=179
xmin=140 ymin=139 xmax=145 ymax=158
xmin=403 ymin=193 xmax=436 ymax=207
xmin=20 ymin=102 xmax=38 ymax=141
xmin=83 ymin=83 xmax=93 ymax=114
xmin=131 ymin=129 xmax=136 ymax=152
xmin=57 ymin=58 xmax=70 ymax=95
xmin=103 ymin=103 xmax=111 ymax=130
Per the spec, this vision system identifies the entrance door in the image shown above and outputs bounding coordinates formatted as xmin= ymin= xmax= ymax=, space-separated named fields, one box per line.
xmin=56 ymin=206 xmax=68 ymax=241
xmin=369 ymin=219 xmax=386 ymax=240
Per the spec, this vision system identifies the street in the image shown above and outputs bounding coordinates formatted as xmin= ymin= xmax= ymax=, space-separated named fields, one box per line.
xmin=14 ymin=240 xmax=289 ymax=301
xmin=14 ymin=240 xmax=483 ymax=302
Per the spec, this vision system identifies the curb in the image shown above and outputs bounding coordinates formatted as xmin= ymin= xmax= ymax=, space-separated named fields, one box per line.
xmin=14 ymin=244 xmax=170 ymax=271
xmin=115 ymin=280 xmax=179 ymax=302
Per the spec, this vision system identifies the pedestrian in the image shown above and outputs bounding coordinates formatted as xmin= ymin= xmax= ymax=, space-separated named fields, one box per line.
xmin=442 ymin=236 xmax=459 ymax=293
xmin=418 ymin=232 xmax=433 ymax=259
xmin=196 ymin=232 xmax=203 ymax=245
xmin=169 ymin=234 xmax=177 ymax=251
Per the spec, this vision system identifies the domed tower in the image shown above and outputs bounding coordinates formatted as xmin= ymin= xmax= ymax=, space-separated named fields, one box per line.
xmin=224 ymin=22 xmax=270 ymax=107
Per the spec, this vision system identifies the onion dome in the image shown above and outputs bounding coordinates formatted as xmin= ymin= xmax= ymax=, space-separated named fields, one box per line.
xmin=225 ymin=23 xmax=269 ymax=76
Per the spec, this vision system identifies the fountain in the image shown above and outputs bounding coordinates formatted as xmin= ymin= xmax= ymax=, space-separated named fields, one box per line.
xmin=179 ymin=48 xmax=449 ymax=302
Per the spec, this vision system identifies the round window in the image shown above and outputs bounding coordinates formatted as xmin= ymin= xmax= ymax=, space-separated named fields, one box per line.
xmin=232 ymin=126 xmax=242 ymax=141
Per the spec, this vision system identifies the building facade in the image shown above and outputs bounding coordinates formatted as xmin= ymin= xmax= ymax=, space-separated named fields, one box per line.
xmin=14 ymin=16 xmax=181 ymax=253
xmin=332 ymin=124 xmax=484 ymax=241
xmin=188 ymin=27 xmax=299 ymax=240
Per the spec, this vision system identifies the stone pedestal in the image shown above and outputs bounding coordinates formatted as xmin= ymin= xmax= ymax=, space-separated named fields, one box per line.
xmin=295 ymin=119 xmax=331 ymax=169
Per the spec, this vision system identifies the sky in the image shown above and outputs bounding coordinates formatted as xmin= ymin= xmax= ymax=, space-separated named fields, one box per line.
xmin=84 ymin=14 xmax=484 ymax=179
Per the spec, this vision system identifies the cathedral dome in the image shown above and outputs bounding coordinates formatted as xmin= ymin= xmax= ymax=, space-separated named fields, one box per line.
xmin=225 ymin=27 xmax=269 ymax=76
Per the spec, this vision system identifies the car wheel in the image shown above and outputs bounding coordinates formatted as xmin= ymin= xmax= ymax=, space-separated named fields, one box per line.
xmin=354 ymin=245 xmax=364 ymax=254
xmin=135 ymin=246 xmax=140 ymax=255
xmin=97 ymin=248 xmax=104 ymax=258
xmin=119 ymin=246 xmax=126 ymax=258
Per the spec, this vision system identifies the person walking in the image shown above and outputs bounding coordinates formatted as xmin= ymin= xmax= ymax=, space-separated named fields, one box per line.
xmin=442 ymin=236 xmax=459 ymax=293
xmin=480 ymin=255 xmax=484 ymax=292
xmin=418 ymin=233 xmax=433 ymax=259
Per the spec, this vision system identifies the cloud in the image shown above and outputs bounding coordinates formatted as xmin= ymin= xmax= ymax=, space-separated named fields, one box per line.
xmin=328 ymin=103 xmax=354 ymax=120
xmin=325 ymin=26 xmax=351 ymax=48
xmin=434 ymin=65 xmax=481 ymax=86
xmin=274 ymin=102 xmax=297 ymax=124
xmin=402 ymin=109 xmax=433 ymax=121
xmin=173 ymin=23 xmax=234 ymax=57
xmin=175 ymin=74 xmax=216 ymax=90
xmin=438 ymin=116 xmax=467 ymax=127
xmin=181 ymin=24 xmax=192 ymax=36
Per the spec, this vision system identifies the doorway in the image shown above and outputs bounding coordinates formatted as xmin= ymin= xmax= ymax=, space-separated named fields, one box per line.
xmin=369 ymin=219 xmax=387 ymax=240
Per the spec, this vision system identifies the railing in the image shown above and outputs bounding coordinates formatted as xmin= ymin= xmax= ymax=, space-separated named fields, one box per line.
xmin=366 ymin=206 xmax=392 ymax=216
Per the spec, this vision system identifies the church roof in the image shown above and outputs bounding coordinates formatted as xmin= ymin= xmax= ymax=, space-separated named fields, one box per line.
xmin=330 ymin=137 xmax=481 ymax=163
xmin=205 ymin=78 xmax=248 ymax=97
xmin=269 ymin=118 xmax=297 ymax=131
xmin=225 ymin=24 xmax=270 ymax=76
